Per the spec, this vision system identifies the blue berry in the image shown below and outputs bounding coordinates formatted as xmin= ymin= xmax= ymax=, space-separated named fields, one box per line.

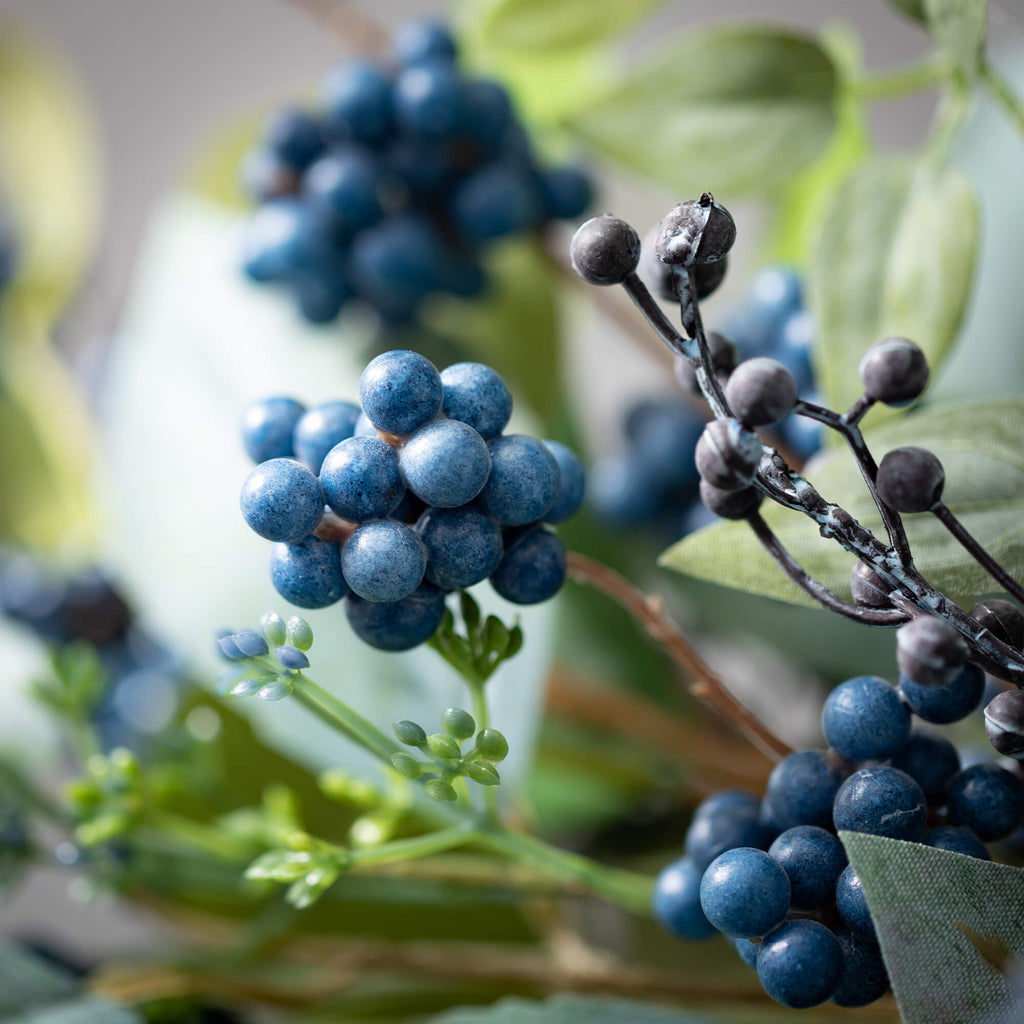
xmin=946 ymin=763 xmax=1024 ymax=841
xmin=240 ymin=459 xmax=323 ymax=542
xmin=749 ymin=266 xmax=803 ymax=329
xmin=768 ymin=826 xmax=847 ymax=911
xmin=923 ymin=826 xmax=991 ymax=859
xmin=344 ymin=581 xmax=446 ymax=651
xmin=415 ymin=506 xmax=503 ymax=590
xmin=756 ymin=920 xmax=842 ymax=1009
xmin=684 ymin=797 xmax=774 ymax=874
xmin=292 ymin=401 xmax=361 ymax=473
xmin=320 ymin=436 xmax=405 ymax=522
xmin=459 ymin=79 xmax=513 ymax=152
xmin=489 ymin=525 xmax=566 ymax=605
xmin=452 ymin=164 xmax=536 ymax=242
xmin=538 ymin=165 xmax=593 ymax=221
xmin=399 ymin=419 xmax=491 ymax=507
xmin=354 ymin=411 xmax=377 ymax=437
xmin=478 ymin=435 xmax=559 ymax=525
xmin=241 ymin=396 xmax=305 ymax=463
xmin=836 ymin=865 xmax=875 ymax=938
xmin=392 ymin=19 xmax=457 ymax=66
xmin=627 ymin=399 xmax=703 ymax=491
xmin=232 ymin=630 xmax=269 ymax=658
xmin=899 ymin=661 xmax=985 ymax=724
xmin=693 ymin=788 xmax=762 ymax=821
xmin=774 ymin=308 xmax=815 ymax=393
xmin=652 ymin=857 xmax=717 ymax=941
xmin=241 ymin=200 xmax=313 ymax=282
xmin=699 ymin=847 xmax=790 ymax=939
xmin=265 ymin=109 xmax=325 ymax=171
xmin=440 ymin=362 xmax=512 ymax=440
xmin=276 ymin=644 xmax=309 ymax=670
xmin=831 ymin=928 xmax=889 ymax=1007
xmin=822 ymin=675 xmax=910 ymax=762
xmin=589 ymin=456 xmax=666 ymax=526
xmin=359 ymin=350 xmax=443 ymax=437
xmin=765 ymin=750 xmax=846 ymax=831
xmin=731 ymin=936 xmax=761 ymax=969
xmin=341 ymin=520 xmax=426 ymax=603
xmin=321 ymin=60 xmax=393 ymax=145
xmin=542 ymin=441 xmax=586 ymax=524
xmin=394 ymin=63 xmax=465 ymax=138
xmin=304 ymin=149 xmax=383 ymax=234
xmin=833 ymin=765 xmax=926 ymax=841
xmin=291 ymin=267 xmax=352 ymax=323
xmin=888 ymin=730 xmax=960 ymax=805
xmin=269 ymin=535 xmax=347 ymax=609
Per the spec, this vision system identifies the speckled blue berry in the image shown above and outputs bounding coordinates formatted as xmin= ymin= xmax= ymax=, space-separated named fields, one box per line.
xmin=888 ymin=730 xmax=960 ymax=805
xmin=541 ymin=441 xmax=586 ymax=524
xmin=359 ymin=351 xmax=443 ymax=437
xmin=452 ymin=164 xmax=536 ymax=242
xmin=699 ymin=847 xmax=790 ymax=939
xmin=831 ymin=928 xmax=889 ymax=1008
xmin=341 ymin=520 xmax=426 ymax=603
xmin=822 ymin=675 xmax=910 ymax=762
xmin=440 ymin=363 xmax=513 ymax=441
xmin=946 ymin=763 xmax=1024 ymax=841
xmin=768 ymin=826 xmax=847 ymax=911
xmin=685 ymin=800 xmax=774 ymax=874
xmin=276 ymin=644 xmax=309 ymax=670
xmin=899 ymin=661 xmax=985 ymax=725
xmin=392 ymin=19 xmax=457 ymax=66
xmin=765 ymin=750 xmax=846 ymax=831
xmin=693 ymin=789 xmax=762 ymax=822
xmin=242 ymin=396 xmax=305 ymax=463
xmin=416 ymin=506 xmax=503 ymax=590
xmin=756 ymin=920 xmax=842 ymax=1009
xmin=479 ymin=435 xmax=559 ymax=525
xmin=394 ymin=63 xmax=465 ymax=138
xmin=489 ymin=525 xmax=566 ymax=605
xmin=354 ymin=411 xmax=377 ymax=437
xmin=923 ymin=826 xmax=991 ymax=859
xmin=652 ymin=857 xmax=717 ymax=941
xmin=344 ymin=581 xmax=446 ymax=651
xmin=320 ymin=436 xmax=405 ymax=523
xmin=240 ymin=458 xmax=323 ymax=542
xmin=836 ymin=865 xmax=875 ymax=938
xmin=292 ymin=401 xmax=361 ymax=473
xmin=538 ymin=165 xmax=593 ymax=221
xmin=304 ymin=149 xmax=383 ymax=234
xmin=732 ymin=936 xmax=761 ymax=969
xmin=400 ymin=419 xmax=491 ymax=507
xmin=232 ymin=630 xmax=269 ymax=658
xmin=833 ymin=765 xmax=926 ymax=841
xmin=269 ymin=535 xmax=346 ymax=609
xmin=321 ymin=60 xmax=393 ymax=145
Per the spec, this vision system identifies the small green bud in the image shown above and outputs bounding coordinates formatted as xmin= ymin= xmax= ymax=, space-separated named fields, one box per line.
xmin=64 ymin=779 xmax=102 ymax=809
xmin=108 ymin=747 xmax=140 ymax=781
xmin=286 ymin=616 xmax=314 ymax=651
xmin=424 ymin=779 xmax=458 ymax=803
xmin=393 ymin=720 xmax=428 ymax=746
xmin=476 ymin=729 xmax=509 ymax=763
xmin=427 ymin=733 xmax=461 ymax=759
xmin=230 ymin=677 xmax=265 ymax=697
xmin=441 ymin=707 xmax=476 ymax=741
xmin=261 ymin=611 xmax=288 ymax=647
xmin=350 ymin=810 xmax=398 ymax=848
xmin=390 ymin=752 xmax=424 ymax=779
xmin=465 ymin=761 xmax=501 ymax=786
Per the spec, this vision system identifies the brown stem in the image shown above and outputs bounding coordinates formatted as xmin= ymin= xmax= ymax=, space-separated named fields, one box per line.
xmin=565 ymin=552 xmax=792 ymax=761
xmin=285 ymin=0 xmax=390 ymax=56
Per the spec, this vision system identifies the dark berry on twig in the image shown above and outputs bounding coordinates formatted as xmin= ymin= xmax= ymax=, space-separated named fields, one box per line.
xmin=850 ymin=561 xmax=893 ymax=608
xmin=984 ymin=689 xmax=1024 ymax=758
xmin=724 ymin=357 xmax=798 ymax=428
xmin=674 ymin=331 xmax=738 ymax=393
xmin=699 ymin=480 xmax=762 ymax=520
xmin=875 ymin=447 xmax=944 ymax=513
xmin=695 ymin=419 xmax=762 ymax=491
xmin=655 ymin=193 xmax=735 ymax=267
xmin=858 ymin=338 xmax=929 ymax=406
xmin=896 ymin=614 xmax=968 ymax=687
xmin=570 ymin=215 xmax=641 ymax=285
xmin=970 ymin=598 xmax=1024 ymax=651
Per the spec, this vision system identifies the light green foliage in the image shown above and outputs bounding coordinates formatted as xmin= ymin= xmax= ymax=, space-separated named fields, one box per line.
xmin=924 ymin=0 xmax=988 ymax=81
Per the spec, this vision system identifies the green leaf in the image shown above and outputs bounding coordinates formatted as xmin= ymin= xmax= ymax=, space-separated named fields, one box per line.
xmin=0 ymin=941 xmax=77 ymax=1016
xmin=808 ymin=156 xmax=978 ymax=422
xmin=7 ymin=998 xmax=141 ymax=1024
xmin=244 ymin=849 xmax=317 ymax=882
xmin=886 ymin=0 xmax=927 ymax=21
xmin=923 ymin=0 xmax=988 ymax=81
xmin=841 ymin=831 xmax=1024 ymax=1024
xmin=659 ymin=399 xmax=1024 ymax=606
xmin=427 ymin=994 xmax=725 ymax=1023
xmin=566 ymin=27 xmax=838 ymax=197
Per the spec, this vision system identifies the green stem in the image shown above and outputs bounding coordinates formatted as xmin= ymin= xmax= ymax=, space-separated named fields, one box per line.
xmin=981 ymin=60 xmax=1024 ymax=141
xmin=290 ymin=675 xmax=400 ymax=764
xmin=850 ymin=53 xmax=950 ymax=102
xmin=145 ymin=811 xmax=256 ymax=862
xmin=925 ymin=80 xmax=971 ymax=165
xmin=465 ymin=679 xmax=499 ymax=823
xmin=348 ymin=825 xmax=475 ymax=867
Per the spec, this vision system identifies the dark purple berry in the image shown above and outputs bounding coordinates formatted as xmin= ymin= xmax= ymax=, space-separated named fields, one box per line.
xmin=850 ymin=561 xmax=892 ymax=608
xmin=694 ymin=419 xmax=762 ymax=491
xmin=569 ymin=215 xmax=640 ymax=286
xmin=724 ymin=357 xmax=798 ymax=427
xmin=858 ymin=337 xmax=929 ymax=406
xmin=970 ymin=599 xmax=1024 ymax=651
xmin=655 ymin=193 xmax=735 ymax=267
xmin=984 ymin=689 xmax=1024 ymax=758
xmin=875 ymin=447 xmax=945 ymax=513
xmin=699 ymin=480 xmax=762 ymax=520
xmin=674 ymin=332 xmax=738 ymax=393
xmin=896 ymin=615 xmax=968 ymax=688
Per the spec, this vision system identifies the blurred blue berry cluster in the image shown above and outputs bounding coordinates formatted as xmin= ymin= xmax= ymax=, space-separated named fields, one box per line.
xmin=239 ymin=350 xmax=585 ymax=651
xmin=652 ymin=656 xmax=1024 ymax=1009
xmin=241 ymin=19 xmax=592 ymax=326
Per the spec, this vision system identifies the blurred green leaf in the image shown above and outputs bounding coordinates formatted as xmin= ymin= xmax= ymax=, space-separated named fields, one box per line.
xmin=659 ymin=398 xmax=1024 ymax=606
xmin=566 ymin=27 xmax=838 ymax=196
xmin=886 ymin=0 xmax=927 ymax=21
xmin=809 ymin=156 xmax=978 ymax=423
xmin=841 ymin=830 xmax=1024 ymax=1024
xmin=923 ymin=0 xmax=988 ymax=80
xmin=7 ymin=999 xmax=141 ymax=1024
xmin=0 ymin=942 xmax=77 ymax=1016
xmin=427 ymin=994 xmax=725 ymax=1023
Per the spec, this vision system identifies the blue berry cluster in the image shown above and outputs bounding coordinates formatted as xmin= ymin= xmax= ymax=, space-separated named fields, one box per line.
xmin=239 ymin=350 xmax=585 ymax=651
xmin=590 ymin=267 xmax=820 ymax=540
xmin=653 ymin=662 xmax=1024 ymax=1009
xmin=241 ymin=19 xmax=592 ymax=326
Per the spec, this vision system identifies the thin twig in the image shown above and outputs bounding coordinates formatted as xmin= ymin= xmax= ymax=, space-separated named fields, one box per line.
xmin=932 ymin=503 xmax=1024 ymax=607
xmin=565 ymin=552 xmax=792 ymax=761
xmin=285 ymin=0 xmax=389 ymax=56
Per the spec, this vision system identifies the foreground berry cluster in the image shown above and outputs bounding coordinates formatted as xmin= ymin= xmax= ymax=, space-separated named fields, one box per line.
xmin=653 ymin=653 xmax=1024 ymax=1009
xmin=239 ymin=350 xmax=585 ymax=651
xmin=241 ymin=19 xmax=592 ymax=325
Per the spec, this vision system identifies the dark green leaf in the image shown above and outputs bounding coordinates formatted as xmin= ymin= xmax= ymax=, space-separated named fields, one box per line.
xmin=841 ymin=830 xmax=1024 ymax=1024
xmin=660 ymin=399 xmax=1024 ymax=606
xmin=0 ymin=942 xmax=77 ymax=1016
xmin=427 ymin=994 xmax=725 ymax=1023
xmin=923 ymin=0 xmax=988 ymax=80
xmin=809 ymin=157 xmax=978 ymax=422
xmin=886 ymin=0 xmax=927 ymax=21
xmin=567 ymin=27 xmax=838 ymax=196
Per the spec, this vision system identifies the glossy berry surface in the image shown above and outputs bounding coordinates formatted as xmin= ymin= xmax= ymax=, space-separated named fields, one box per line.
xmin=479 ymin=435 xmax=559 ymax=525
xmin=240 ymin=459 xmax=323 ymax=542
xmin=440 ymin=362 xmax=513 ymax=440
xmin=341 ymin=520 xmax=427 ymax=603
xmin=822 ymin=675 xmax=910 ymax=762
xmin=489 ymin=525 xmax=566 ymax=605
xmin=835 ymin=865 xmax=875 ymax=938
xmin=756 ymin=920 xmax=842 ymax=1009
xmin=970 ymin=599 xmax=1024 ymax=651
xmin=946 ymin=763 xmax=1024 ymax=842
xmin=899 ymin=661 xmax=984 ymax=724
xmin=242 ymin=397 xmax=305 ymax=463
xmin=765 ymin=750 xmax=846 ymax=831
xmin=569 ymin=215 xmax=641 ymax=285
xmin=359 ymin=350 xmax=443 ymax=436
xmin=415 ymin=506 xmax=503 ymax=590
xmin=699 ymin=847 xmax=790 ymax=939
xmin=655 ymin=193 xmax=735 ymax=267
xmin=269 ymin=536 xmax=347 ymax=609
xmin=768 ymin=826 xmax=847 ymax=911
xmin=832 ymin=766 xmax=926 ymax=841
xmin=399 ymin=419 xmax=491 ymax=507
xmin=652 ymin=857 xmax=717 ymax=941
xmin=320 ymin=436 xmax=405 ymax=522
